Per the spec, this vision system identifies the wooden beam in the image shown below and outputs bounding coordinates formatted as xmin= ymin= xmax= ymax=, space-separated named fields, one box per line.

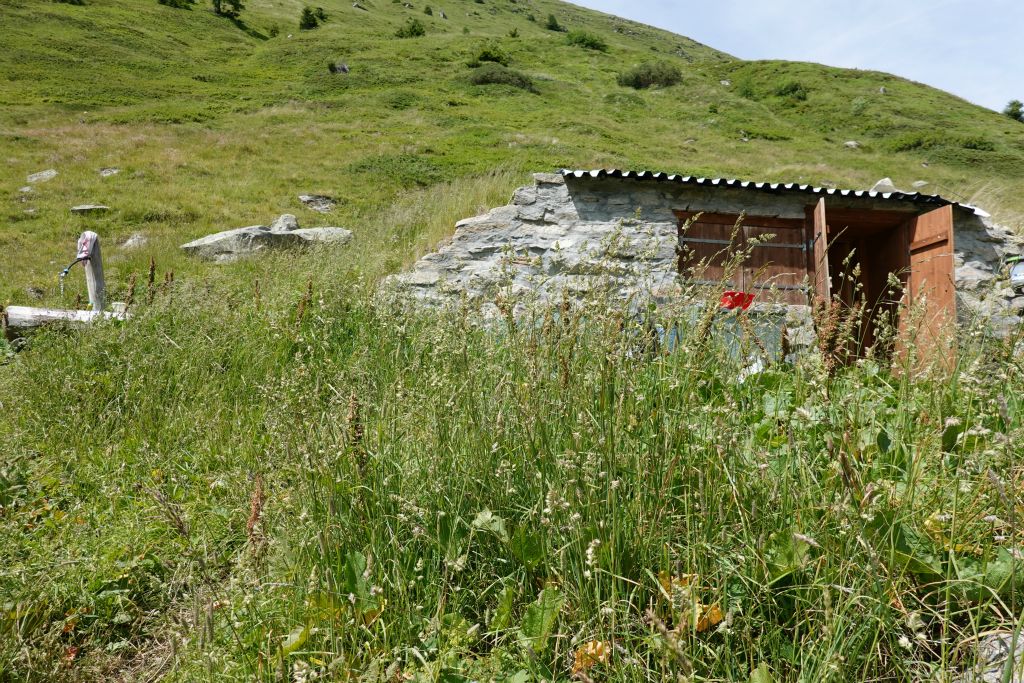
xmin=3 ymin=305 xmax=126 ymax=339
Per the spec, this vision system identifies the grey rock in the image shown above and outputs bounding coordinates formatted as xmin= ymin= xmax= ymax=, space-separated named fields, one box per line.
xmin=843 ymin=140 xmax=860 ymax=149
xmin=957 ymin=262 xmax=995 ymax=290
xmin=181 ymin=222 xmax=351 ymax=261
xmin=1011 ymin=296 xmax=1024 ymax=312
xmin=270 ymin=214 xmax=299 ymax=231
xmin=912 ymin=180 xmax=929 ymax=189
xmin=290 ymin=227 xmax=352 ymax=244
xmin=121 ymin=233 xmax=148 ymax=250
xmin=18 ymin=186 xmax=32 ymax=194
xmin=879 ymin=86 xmax=887 ymax=94
xmin=719 ymin=79 xmax=731 ymax=86
xmin=70 ymin=204 xmax=110 ymax=215
xmin=870 ymin=177 xmax=901 ymax=194
xmin=27 ymin=169 xmax=57 ymax=183
xmin=950 ymin=632 xmax=1024 ymax=682
xmin=99 ymin=167 xmax=120 ymax=177
xmin=299 ymin=194 xmax=336 ymax=213
xmin=182 ymin=226 xmax=302 ymax=261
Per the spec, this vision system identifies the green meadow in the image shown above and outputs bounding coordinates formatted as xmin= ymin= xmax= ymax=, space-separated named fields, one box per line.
xmin=2 ymin=0 xmax=1024 ymax=680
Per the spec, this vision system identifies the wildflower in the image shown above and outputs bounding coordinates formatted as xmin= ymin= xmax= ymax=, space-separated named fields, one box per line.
xmin=898 ymin=634 xmax=912 ymax=651
xmin=572 ymin=640 xmax=610 ymax=674
xmin=586 ymin=539 xmax=601 ymax=568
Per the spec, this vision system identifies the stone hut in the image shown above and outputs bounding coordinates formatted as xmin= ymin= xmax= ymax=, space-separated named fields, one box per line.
xmin=389 ymin=170 xmax=1023 ymax=354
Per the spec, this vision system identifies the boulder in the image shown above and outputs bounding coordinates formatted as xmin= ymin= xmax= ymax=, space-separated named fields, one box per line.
xmin=71 ymin=204 xmax=111 ymax=215
xmin=27 ymin=169 xmax=57 ymax=183
xmin=181 ymin=226 xmax=304 ymax=261
xmin=18 ymin=186 xmax=32 ymax=194
xmin=181 ymin=223 xmax=352 ymax=261
xmin=270 ymin=213 xmax=299 ymax=231
xmin=299 ymin=194 xmax=336 ymax=213
xmin=121 ymin=233 xmax=148 ymax=250
xmin=843 ymin=140 xmax=860 ymax=149
xmin=99 ymin=167 xmax=120 ymax=177
xmin=912 ymin=180 xmax=929 ymax=189
xmin=950 ymin=631 xmax=1024 ymax=682
xmin=291 ymin=227 xmax=352 ymax=244
xmin=870 ymin=177 xmax=901 ymax=194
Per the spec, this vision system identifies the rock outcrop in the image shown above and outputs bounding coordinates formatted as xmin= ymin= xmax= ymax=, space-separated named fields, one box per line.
xmin=181 ymin=214 xmax=351 ymax=261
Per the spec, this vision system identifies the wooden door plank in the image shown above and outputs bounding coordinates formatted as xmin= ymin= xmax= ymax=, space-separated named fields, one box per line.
xmin=906 ymin=204 xmax=956 ymax=367
xmin=811 ymin=198 xmax=830 ymax=302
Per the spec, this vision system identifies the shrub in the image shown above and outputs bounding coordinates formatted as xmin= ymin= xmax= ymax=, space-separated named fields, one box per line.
xmin=299 ymin=7 xmax=319 ymax=29
xmin=616 ymin=60 xmax=681 ymax=89
xmin=888 ymin=131 xmax=995 ymax=153
xmin=395 ymin=18 xmax=426 ymax=37
xmin=158 ymin=0 xmax=195 ymax=7
xmin=544 ymin=13 xmax=564 ymax=32
xmin=566 ymin=30 xmax=607 ymax=52
xmin=1004 ymin=99 xmax=1024 ymax=123
xmin=773 ymin=80 xmax=808 ymax=101
xmin=473 ymin=43 xmax=508 ymax=66
xmin=469 ymin=63 xmax=535 ymax=92
xmin=54 ymin=0 xmax=86 ymax=4
xmin=508 ymin=27 xmax=519 ymax=38
xmin=211 ymin=0 xmax=243 ymax=18
xmin=423 ymin=5 xmax=432 ymax=15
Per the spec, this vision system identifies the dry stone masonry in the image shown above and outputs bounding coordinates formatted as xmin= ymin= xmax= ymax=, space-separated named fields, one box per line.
xmin=389 ymin=171 xmax=1023 ymax=340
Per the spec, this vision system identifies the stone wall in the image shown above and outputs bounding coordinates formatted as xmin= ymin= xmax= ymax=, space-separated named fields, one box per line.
xmin=386 ymin=172 xmax=1023 ymax=337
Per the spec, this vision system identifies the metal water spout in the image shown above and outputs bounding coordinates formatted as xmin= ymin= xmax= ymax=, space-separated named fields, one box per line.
xmin=59 ymin=231 xmax=104 ymax=311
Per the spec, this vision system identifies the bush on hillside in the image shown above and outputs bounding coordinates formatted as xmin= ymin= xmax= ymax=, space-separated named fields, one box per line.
xmin=158 ymin=0 xmax=195 ymax=7
xmin=395 ymin=18 xmax=426 ymax=37
xmin=616 ymin=60 xmax=681 ymax=89
xmin=566 ymin=30 xmax=607 ymax=52
xmin=544 ymin=13 xmax=565 ymax=32
xmin=773 ymin=79 xmax=808 ymax=101
xmin=423 ymin=5 xmax=432 ymax=15
xmin=1004 ymin=99 xmax=1024 ymax=123
xmin=299 ymin=7 xmax=319 ymax=29
xmin=211 ymin=0 xmax=243 ymax=18
xmin=469 ymin=63 xmax=535 ymax=92
xmin=888 ymin=131 xmax=995 ymax=153
xmin=53 ymin=0 xmax=86 ymax=4
xmin=468 ymin=43 xmax=508 ymax=67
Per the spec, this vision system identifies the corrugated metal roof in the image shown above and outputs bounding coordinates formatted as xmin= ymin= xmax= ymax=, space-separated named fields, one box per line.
xmin=559 ymin=169 xmax=961 ymax=208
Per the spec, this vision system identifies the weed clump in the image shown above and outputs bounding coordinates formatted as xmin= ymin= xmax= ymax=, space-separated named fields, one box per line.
xmin=566 ymin=29 xmax=608 ymax=52
xmin=158 ymin=0 xmax=195 ymax=7
xmin=616 ymin=60 xmax=681 ymax=89
xmin=468 ymin=63 xmax=535 ymax=92
xmin=395 ymin=17 xmax=426 ymax=37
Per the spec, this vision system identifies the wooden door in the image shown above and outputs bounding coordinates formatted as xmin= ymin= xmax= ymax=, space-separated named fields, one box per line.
xmin=906 ymin=204 xmax=956 ymax=363
xmin=811 ymin=198 xmax=831 ymax=303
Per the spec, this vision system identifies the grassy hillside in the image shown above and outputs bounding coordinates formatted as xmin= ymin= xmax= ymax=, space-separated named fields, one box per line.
xmin=2 ymin=0 xmax=1024 ymax=306
xmin=3 ymin=1 xmax=1024 ymax=681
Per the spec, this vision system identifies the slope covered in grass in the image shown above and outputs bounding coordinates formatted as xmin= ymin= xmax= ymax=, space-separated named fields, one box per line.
xmin=2 ymin=0 xmax=1023 ymax=306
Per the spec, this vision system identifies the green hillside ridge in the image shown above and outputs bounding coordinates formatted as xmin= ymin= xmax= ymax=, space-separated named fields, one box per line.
xmin=2 ymin=0 xmax=1023 ymax=305
xmin=3 ymin=2 xmax=1024 ymax=681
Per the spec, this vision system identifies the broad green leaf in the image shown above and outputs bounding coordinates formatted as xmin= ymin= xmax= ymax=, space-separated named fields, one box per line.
xmin=280 ymin=625 xmax=308 ymax=657
xmin=490 ymin=584 xmax=516 ymax=632
xmin=511 ymin=526 xmax=544 ymax=570
xmin=942 ymin=422 xmax=963 ymax=453
xmin=517 ymin=587 xmax=564 ymax=652
xmin=876 ymin=429 xmax=892 ymax=454
xmin=472 ymin=509 xmax=509 ymax=542
xmin=749 ymin=663 xmax=776 ymax=683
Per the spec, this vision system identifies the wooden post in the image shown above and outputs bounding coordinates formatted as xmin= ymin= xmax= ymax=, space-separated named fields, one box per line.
xmin=78 ymin=231 xmax=105 ymax=311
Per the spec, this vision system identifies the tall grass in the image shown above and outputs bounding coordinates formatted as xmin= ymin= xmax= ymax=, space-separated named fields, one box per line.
xmin=2 ymin=252 xmax=1022 ymax=681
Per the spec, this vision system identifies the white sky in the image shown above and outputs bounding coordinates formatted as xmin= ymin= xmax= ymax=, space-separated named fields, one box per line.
xmin=568 ymin=0 xmax=1023 ymax=112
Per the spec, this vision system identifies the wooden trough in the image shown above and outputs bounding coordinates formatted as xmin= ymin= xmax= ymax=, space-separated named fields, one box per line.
xmin=3 ymin=232 xmax=127 ymax=340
